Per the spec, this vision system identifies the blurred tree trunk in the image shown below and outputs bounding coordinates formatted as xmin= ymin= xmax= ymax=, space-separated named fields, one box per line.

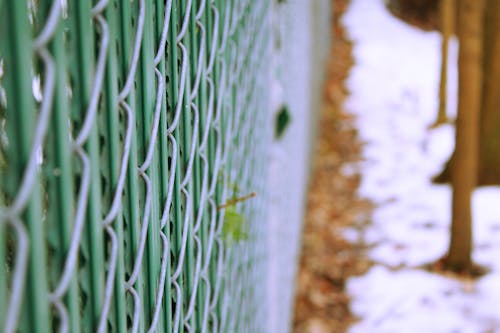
xmin=444 ymin=0 xmax=484 ymax=271
xmin=432 ymin=0 xmax=454 ymax=126
xmin=435 ymin=0 xmax=500 ymax=185
xmin=478 ymin=0 xmax=500 ymax=184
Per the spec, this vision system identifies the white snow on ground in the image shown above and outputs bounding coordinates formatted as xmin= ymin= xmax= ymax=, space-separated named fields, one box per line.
xmin=341 ymin=0 xmax=500 ymax=332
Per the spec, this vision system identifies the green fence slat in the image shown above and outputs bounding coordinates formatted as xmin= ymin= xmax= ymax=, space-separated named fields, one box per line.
xmin=69 ymin=0 xmax=105 ymax=330
xmin=214 ymin=0 xmax=229 ymax=329
xmin=2 ymin=0 xmax=51 ymax=332
xmin=116 ymin=0 xmax=146 ymax=330
xmin=0 ymin=1 xmax=9 ymax=330
xmin=187 ymin=0 xmax=208 ymax=330
xmin=136 ymin=0 xmax=163 ymax=330
xmin=152 ymin=0 xmax=173 ymax=330
xmin=43 ymin=1 xmax=80 ymax=331
xmin=101 ymin=2 xmax=127 ymax=332
xmin=165 ymin=1 xmax=186 ymax=331
xmin=178 ymin=1 xmax=197 ymax=331
xmin=205 ymin=2 xmax=220 ymax=329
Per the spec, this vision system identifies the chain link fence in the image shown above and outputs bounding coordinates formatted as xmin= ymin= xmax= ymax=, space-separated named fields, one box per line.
xmin=0 ymin=0 xmax=272 ymax=331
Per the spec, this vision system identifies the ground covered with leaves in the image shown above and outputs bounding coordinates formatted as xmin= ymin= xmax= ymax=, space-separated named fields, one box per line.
xmin=292 ymin=1 xmax=373 ymax=332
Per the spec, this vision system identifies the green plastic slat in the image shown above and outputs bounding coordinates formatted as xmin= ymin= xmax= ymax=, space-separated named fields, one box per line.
xmin=68 ymin=0 xmax=105 ymax=330
xmin=194 ymin=3 xmax=211 ymax=330
xmin=178 ymin=0 xmax=197 ymax=331
xmin=0 ymin=1 xmax=9 ymax=330
xmin=205 ymin=2 xmax=221 ymax=329
xmin=42 ymin=1 xmax=80 ymax=331
xmin=152 ymin=0 xmax=173 ymax=331
xmin=116 ymin=0 xmax=146 ymax=331
xmin=186 ymin=0 xmax=207 ymax=331
xmin=101 ymin=2 xmax=127 ymax=332
xmin=163 ymin=1 xmax=186 ymax=331
xmin=2 ymin=0 xmax=51 ymax=332
xmin=135 ymin=0 xmax=163 ymax=330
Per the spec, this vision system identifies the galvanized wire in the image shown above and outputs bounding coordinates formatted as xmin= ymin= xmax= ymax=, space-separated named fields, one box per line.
xmin=0 ymin=0 xmax=271 ymax=331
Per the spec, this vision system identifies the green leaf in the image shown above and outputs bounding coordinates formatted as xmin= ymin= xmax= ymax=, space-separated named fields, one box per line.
xmin=275 ymin=105 xmax=291 ymax=139
xmin=222 ymin=207 xmax=248 ymax=243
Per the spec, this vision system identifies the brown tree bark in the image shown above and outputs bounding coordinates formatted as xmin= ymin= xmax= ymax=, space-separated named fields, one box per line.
xmin=444 ymin=0 xmax=484 ymax=271
xmin=432 ymin=0 xmax=455 ymax=126
xmin=434 ymin=0 xmax=500 ymax=186
xmin=478 ymin=0 xmax=500 ymax=184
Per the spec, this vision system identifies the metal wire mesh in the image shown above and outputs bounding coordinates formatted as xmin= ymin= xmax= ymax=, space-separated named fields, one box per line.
xmin=0 ymin=0 xmax=271 ymax=331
